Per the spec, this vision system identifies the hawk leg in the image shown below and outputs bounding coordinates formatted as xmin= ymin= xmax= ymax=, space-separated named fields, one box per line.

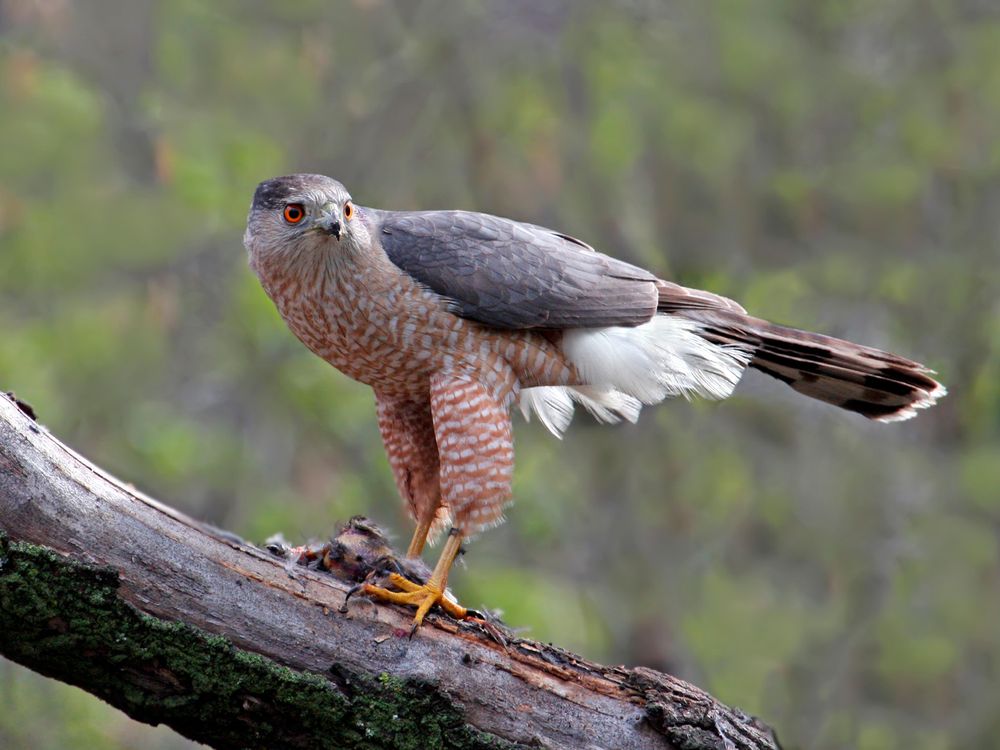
xmin=361 ymin=375 xmax=514 ymax=631
xmin=375 ymin=393 xmax=448 ymax=558
xmin=405 ymin=514 xmax=435 ymax=558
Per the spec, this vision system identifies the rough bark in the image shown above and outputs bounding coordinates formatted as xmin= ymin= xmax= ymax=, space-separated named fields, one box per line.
xmin=0 ymin=392 xmax=780 ymax=750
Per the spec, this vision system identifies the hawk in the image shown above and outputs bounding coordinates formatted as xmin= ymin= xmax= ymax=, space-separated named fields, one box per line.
xmin=244 ymin=173 xmax=945 ymax=630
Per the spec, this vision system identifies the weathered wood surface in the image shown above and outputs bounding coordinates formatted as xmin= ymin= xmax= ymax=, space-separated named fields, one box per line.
xmin=0 ymin=392 xmax=780 ymax=750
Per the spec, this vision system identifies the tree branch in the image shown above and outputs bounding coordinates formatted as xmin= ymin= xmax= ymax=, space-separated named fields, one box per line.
xmin=0 ymin=392 xmax=780 ymax=750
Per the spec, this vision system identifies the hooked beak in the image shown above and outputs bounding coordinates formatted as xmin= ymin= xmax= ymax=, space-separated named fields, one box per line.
xmin=317 ymin=203 xmax=341 ymax=240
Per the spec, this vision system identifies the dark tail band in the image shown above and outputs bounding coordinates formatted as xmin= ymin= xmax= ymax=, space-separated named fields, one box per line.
xmin=689 ymin=312 xmax=946 ymax=422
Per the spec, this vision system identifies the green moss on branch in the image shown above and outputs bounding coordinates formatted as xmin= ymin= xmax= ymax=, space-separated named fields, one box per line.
xmin=0 ymin=532 xmax=519 ymax=750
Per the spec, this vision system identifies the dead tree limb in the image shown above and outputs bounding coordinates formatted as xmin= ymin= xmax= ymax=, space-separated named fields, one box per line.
xmin=0 ymin=392 xmax=780 ymax=750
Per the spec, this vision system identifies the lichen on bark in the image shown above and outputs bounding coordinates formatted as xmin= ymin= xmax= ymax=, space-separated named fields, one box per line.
xmin=0 ymin=532 xmax=520 ymax=749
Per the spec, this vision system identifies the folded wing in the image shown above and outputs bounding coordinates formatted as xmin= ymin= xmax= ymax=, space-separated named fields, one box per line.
xmin=373 ymin=209 xmax=660 ymax=329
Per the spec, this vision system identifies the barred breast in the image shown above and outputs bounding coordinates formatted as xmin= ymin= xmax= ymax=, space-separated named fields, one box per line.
xmin=255 ymin=252 xmax=575 ymax=406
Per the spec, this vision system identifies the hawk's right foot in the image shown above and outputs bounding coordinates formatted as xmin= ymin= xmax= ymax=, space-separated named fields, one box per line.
xmin=352 ymin=530 xmax=467 ymax=634
xmin=361 ymin=574 xmax=468 ymax=629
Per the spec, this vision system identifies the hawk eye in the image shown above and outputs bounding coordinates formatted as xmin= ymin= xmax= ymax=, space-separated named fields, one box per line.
xmin=343 ymin=201 xmax=354 ymax=221
xmin=283 ymin=203 xmax=305 ymax=224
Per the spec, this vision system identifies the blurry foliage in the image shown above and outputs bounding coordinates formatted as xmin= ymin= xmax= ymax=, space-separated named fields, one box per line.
xmin=1 ymin=1 xmax=998 ymax=748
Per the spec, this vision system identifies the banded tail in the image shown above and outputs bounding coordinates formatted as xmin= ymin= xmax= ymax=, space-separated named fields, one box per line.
xmin=691 ymin=311 xmax=946 ymax=422
xmin=520 ymin=283 xmax=945 ymax=437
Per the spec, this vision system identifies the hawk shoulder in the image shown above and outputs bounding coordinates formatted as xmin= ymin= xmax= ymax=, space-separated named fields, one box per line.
xmin=371 ymin=208 xmax=659 ymax=330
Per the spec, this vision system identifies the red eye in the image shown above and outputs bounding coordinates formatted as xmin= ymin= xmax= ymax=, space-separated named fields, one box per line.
xmin=344 ymin=201 xmax=354 ymax=221
xmin=283 ymin=203 xmax=305 ymax=224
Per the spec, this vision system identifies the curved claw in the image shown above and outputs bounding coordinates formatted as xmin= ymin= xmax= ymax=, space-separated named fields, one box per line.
xmin=345 ymin=584 xmax=363 ymax=601
xmin=340 ymin=582 xmax=366 ymax=612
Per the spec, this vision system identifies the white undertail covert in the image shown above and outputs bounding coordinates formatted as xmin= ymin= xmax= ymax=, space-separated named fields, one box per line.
xmin=520 ymin=315 xmax=753 ymax=437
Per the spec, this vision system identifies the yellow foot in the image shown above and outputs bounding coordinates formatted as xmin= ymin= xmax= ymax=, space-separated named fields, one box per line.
xmin=362 ymin=572 xmax=468 ymax=631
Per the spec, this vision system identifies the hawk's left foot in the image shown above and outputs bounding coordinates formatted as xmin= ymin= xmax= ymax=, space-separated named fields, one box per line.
xmin=357 ymin=529 xmax=466 ymax=633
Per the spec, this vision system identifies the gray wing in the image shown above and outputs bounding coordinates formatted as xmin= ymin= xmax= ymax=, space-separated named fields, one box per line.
xmin=371 ymin=208 xmax=659 ymax=329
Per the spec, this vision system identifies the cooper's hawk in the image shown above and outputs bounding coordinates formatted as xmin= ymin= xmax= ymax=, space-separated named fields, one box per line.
xmin=244 ymin=173 xmax=945 ymax=630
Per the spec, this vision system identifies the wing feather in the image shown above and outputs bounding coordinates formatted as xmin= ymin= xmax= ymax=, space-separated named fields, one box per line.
xmin=369 ymin=208 xmax=749 ymax=331
xmin=372 ymin=209 xmax=658 ymax=329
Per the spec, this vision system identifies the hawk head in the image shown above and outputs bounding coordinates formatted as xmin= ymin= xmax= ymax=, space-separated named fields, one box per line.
xmin=244 ymin=173 xmax=369 ymax=265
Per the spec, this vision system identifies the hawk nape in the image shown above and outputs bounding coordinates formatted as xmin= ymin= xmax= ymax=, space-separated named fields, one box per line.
xmin=244 ymin=173 xmax=945 ymax=631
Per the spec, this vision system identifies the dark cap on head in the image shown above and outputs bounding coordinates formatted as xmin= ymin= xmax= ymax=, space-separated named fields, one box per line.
xmin=251 ymin=174 xmax=346 ymax=211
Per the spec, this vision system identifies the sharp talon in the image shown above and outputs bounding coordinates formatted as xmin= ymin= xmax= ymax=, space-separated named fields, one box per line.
xmin=340 ymin=584 xmax=364 ymax=614
xmin=344 ymin=583 xmax=365 ymax=603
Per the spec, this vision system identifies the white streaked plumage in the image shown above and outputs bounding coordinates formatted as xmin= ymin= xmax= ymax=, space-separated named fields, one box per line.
xmin=563 ymin=315 xmax=752 ymax=402
xmin=519 ymin=385 xmax=642 ymax=438
xmin=519 ymin=387 xmax=575 ymax=436
xmin=569 ymin=385 xmax=643 ymax=425
xmin=519 ymin=316 xmax=752 ymax=437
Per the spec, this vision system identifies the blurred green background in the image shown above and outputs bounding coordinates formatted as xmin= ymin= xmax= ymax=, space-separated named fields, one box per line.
xmin=1 ymin=1 xmax=998 ymax=748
